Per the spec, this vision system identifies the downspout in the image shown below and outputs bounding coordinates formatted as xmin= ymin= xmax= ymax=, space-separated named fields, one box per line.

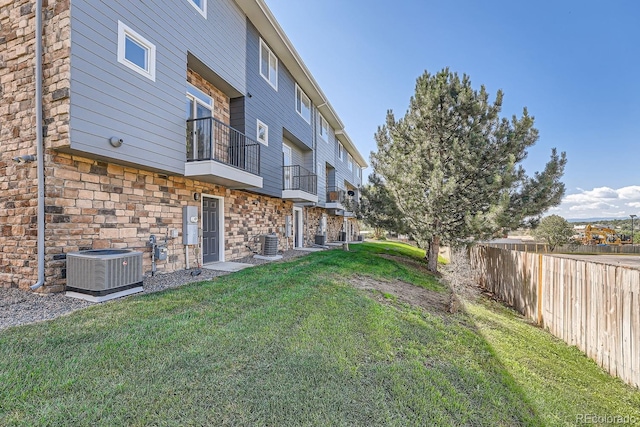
xmin=30 ymin=0 xmax=45 ymax=291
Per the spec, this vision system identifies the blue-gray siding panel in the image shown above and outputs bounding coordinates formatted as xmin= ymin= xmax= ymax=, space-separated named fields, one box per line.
xmin=314 ymin=111 xmax=337 ymax=203
xmin=70 ymin=0 xmax=246 ymax=174
xmin=244 ymin=20 xmax=315 ymax=198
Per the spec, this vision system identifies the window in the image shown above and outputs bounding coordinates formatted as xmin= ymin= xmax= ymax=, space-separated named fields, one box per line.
xmin=117 ymin=21 xmax=156 ymax=81
xmin=257 ymin=119 xmax=268 ymax=146
xmin=188 ymin=0 xmax=207 ymax=17
xmin=260 ymin=39 xmax=278 ymax=90
xmin=319 ymin=115 xmax=329 ymax=141
xmin=186 ymin=84 xmax=213 ymax=119
xmin=295 ymin=84 xmax=311 ymax=123
xmin=338 ymin=143 xmax=344 ymax=161
xmin=348 ymin=154 xmax=353 ymax=171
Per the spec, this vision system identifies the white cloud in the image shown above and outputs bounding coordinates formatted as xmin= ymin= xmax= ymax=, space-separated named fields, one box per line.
xmin=617 ymin=186 xmax=640 ymax=200
xmin=568 ymin=202 xmax=616 ymax=211
xmin=563 ymin=186 xmax=619 ymax=203
xmin=551 ymin=185 xmax=640 ymax=220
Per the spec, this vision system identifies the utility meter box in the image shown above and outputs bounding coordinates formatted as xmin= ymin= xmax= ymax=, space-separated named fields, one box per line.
xmin=154 ymin=245 xmax=168 ymax=261
xmin=183 ymin=206 xmax=199 ymax=245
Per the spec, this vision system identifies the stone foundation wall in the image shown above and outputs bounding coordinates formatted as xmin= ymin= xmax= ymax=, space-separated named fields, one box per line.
xmin=304 ymin=207 xmax=325 ymax=245
xmin=0 ymin=0 xmax=70 ymax=290
xmin=305 ymin=207 xmax=360 ymax=243
xmin=34 ymin=153 xmax=292 ymax=292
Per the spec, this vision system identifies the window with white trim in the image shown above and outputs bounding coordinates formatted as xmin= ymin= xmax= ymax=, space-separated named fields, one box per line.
xmin=295 ymin=84 xmax=311 ymax=123
xmin=319 ymin=115 xmax=329 ymax=141
xmin=257 ymin=119 xmax=268 ymax=146
xmin=188 ymin=0 xmax=207 ymax=17
xmin=348 ymin=154 xmax=353 ymax=171
xmin=260 ymin=39 xmax=278 ymax=90
xmin=117 ymin=21 xmax=156 ymax=81
xmin=338 ymin=143 xmax=344 ymax=161
xmin=186 ymin=84 xmax=213 ymax=119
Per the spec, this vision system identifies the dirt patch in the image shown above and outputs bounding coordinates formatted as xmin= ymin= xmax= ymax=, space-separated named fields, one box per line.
xmin=378 ymin=254 xmax=435 ymax=275
xmin=349 ymin=274 xmax=455 ymax=314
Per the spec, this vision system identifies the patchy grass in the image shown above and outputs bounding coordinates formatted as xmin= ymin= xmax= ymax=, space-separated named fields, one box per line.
xmin=0 ymin=242 xmax=637 ymax=426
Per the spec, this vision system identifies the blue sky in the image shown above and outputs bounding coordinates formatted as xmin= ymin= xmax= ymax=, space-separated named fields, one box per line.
xmin=267 ymin=0 xmax=640 ymax=220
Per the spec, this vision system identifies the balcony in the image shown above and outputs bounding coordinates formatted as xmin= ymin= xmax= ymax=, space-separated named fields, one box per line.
xmin=282 ymin=165 xmax=318 ymax=203
xmin=326 ymin=186 xmax=358 ymax=216
xmin=326 ymin=186 xmax=345 ymax=209
xmin=185 ymin=117 xmax=263 ymax=189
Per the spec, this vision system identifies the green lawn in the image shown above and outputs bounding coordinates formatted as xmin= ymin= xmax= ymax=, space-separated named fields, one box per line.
xmin=1 ymin=242 xmax=638 ymax=426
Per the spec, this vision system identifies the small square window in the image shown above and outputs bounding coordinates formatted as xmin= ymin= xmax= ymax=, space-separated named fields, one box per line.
xmin=260 ymin=39 xmax=278 ymax=90
xmin=117 ymin=21 xmax=156 ymax=81
xmin=257 ymin=119 xmax=268 ymax=146
xmin=319 ymin=115 xmax=329 ymax=141
xmin=296 ymin=84 xmax=311 ymax=124
xmin=188 ymin=0 xmax=207 ymax=17
xmin=338 ymin=143 xmax=344 ymax=161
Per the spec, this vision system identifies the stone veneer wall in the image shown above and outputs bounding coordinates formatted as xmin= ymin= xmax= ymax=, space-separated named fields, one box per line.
xmin=304 ymin=208 xmax=325 ymax=245
xmin=0 ymin=0 xmax=70 ymax=290
xmin=39 ymin=153 xmax=293 ymax=292
xmin=305 ymin=207 xmax=360 ymax=244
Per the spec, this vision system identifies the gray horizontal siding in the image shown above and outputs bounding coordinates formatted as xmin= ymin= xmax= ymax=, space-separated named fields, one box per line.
xmin=244 ymin=20 xmax=315 ymax=197
xmin=314 ymin=110 xmax=335 ymax=203
xmin=70 ymin=0 xmax=246 ymax=174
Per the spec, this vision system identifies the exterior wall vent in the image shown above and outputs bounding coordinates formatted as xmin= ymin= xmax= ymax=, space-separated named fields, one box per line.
xmin=66 ymin=249 xmax=144 ymax=302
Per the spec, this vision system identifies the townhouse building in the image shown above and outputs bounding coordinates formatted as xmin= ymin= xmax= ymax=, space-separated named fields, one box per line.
xmin=0 ymin=0 xmax=367 ymax=292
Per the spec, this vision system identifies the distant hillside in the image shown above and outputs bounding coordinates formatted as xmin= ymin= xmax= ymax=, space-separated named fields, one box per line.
xmin=567 ymin=217 xmax=621 ymax=223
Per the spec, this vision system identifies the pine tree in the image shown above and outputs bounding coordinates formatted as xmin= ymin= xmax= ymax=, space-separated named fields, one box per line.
xmin=371 ymin=68 xmax=567 ymax=272
xmin=357 ymin=173 xmax=408 ymax=239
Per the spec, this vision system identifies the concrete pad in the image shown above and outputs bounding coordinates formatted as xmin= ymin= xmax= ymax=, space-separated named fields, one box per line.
xmin=294 ymin=247 xmax=324 ymax=252
xmin=202 ymin=261 xmax=252 ymax=272
xmin=253 ymin=254 xmax=283 ymax=261
xmin=66 ymin=286 xmax=143 ymax=303
xmin=326 ymin=241 xmax=362 ymax=247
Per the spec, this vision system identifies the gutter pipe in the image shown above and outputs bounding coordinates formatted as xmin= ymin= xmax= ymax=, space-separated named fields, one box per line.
xmin=30 ymin=0 xmax=45 ymax=291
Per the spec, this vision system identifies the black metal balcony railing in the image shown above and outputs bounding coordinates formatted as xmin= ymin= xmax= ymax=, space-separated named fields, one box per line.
xmin=283 ymin=165 xmax=317 ymax=195
xmin=186 ymin=117 xmax=260 ymax=175
xmin=326 ymin=186 xmax=345 ymax=203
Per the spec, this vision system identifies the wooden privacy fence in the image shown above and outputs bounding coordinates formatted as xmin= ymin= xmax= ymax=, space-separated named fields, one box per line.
xmin=470 ymin=245 xmax=640 ymax=388
xmin=487 ymin=242 xmax=640 ymax=254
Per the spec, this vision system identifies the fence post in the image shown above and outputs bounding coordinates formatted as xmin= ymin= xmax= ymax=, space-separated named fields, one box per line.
xmin=537 ymin=253 xmax=543 ymax=325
